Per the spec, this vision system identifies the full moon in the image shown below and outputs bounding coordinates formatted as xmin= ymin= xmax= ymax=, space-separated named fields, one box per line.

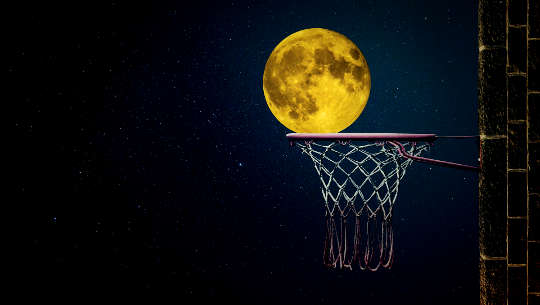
xmin=263 ymin=28 xmax=371 ymax=133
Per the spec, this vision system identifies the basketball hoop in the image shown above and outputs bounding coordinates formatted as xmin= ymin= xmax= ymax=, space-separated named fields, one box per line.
xmin=287 ymin=133 xmax=479 ymax=271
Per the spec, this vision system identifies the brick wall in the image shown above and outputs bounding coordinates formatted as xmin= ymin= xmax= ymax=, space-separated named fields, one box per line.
xmin=479 ymin=0 xmax=539 ymax=304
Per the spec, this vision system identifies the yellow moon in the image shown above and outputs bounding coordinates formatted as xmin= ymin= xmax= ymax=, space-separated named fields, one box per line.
xmin=263 ymin=28 xmax=371 ymax=133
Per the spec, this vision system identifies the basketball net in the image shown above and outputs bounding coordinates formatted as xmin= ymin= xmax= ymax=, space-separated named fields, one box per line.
xmin=294 ymin=140 xmax=429 ymax=270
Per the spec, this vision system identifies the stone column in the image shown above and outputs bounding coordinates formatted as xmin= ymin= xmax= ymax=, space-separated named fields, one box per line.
xmin=479 ymin=0 xmax=539 ymax=304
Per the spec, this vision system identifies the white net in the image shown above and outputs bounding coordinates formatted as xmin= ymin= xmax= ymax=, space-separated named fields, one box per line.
xmin=294 ymin=140 xmax=430 ymax=270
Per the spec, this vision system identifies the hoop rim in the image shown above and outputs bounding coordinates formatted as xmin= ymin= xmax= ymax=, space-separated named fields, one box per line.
xmin=286 ymin=133 xmax=438 ymax=142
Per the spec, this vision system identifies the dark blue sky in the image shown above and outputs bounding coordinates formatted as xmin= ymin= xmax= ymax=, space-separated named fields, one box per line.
xmin=16 ymin=0 xmax=479 ymax=303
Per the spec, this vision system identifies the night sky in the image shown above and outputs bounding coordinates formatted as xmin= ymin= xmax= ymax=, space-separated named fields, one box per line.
xmin=15 ymin=0 xmax=479 ymax=303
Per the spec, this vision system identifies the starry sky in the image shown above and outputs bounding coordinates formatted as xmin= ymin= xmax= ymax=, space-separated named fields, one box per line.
xmin=15 ymin=0 xmax=479 ymax=303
